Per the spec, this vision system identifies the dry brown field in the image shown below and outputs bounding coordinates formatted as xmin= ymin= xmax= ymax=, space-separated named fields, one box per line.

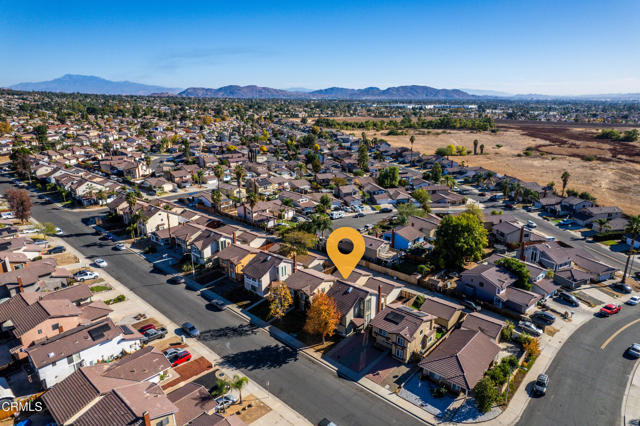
xmin=309 ymin=118 xmax=640 ymax=215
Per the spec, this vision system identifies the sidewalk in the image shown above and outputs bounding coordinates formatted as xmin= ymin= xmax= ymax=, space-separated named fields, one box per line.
xmin=51 ymin=234 xmax=310 ymax=426
xmin=623 ymin=360 xmax=640 ymax=425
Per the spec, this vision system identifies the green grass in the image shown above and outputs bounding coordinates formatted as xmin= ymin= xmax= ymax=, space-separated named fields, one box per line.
xmin=600 ymin=239 xmax=620 ymax=246
xmin=551 ymin=218 xmax=562 ymax=224
xmin=90 ymin=285 xmax=111 ymax=293
xmin=436 ymin=329 xmax=444 ymax=340
xmin=372 ymin=205 xmax=381 ymax=211
xmin=105 ymin=294 xmax=126 ymax=305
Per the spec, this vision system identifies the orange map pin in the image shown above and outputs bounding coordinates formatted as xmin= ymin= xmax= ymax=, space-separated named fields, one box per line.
xmin=326 ymin=227 xmax=365 ymax=279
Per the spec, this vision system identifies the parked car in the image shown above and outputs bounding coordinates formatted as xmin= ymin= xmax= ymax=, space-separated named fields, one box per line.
xmin=138 ymin=324 xmax=156 ymax=333
xmin=0 ymin=212 xmax=15 ymax=219
xmin=533 ymin=374 xmax=549 ymax=396
xmin=526 ymin=220 xmax=537 ymax=228
xmin=627 ymin=343 xmax=640 ymax=358
xmin=518 ymin=320 xmax=542 ymax=337
xmin=558 ymin=291 xmax=579 ymax=307
xmin=600 ymin=303 xmax=622 ymax=316
xmin=215 ymin=394 xmax=238 ymax=413
xmin=95 ymin=258 xmax=108 ymax=268
xmin=167 ymin=350 xmax=191 ymax=367
xmin=21 ymin=228 xmax=38 ymax=234
xmin=478 ymin=192 xmax=487 ymax=197
xmin=379 ymin=207 xmax=393 ymax=213
xmin=318 ymin=419 xmax=337 ymax=426
xmin=32 ymin=238 xmax=48 ymax=245
xmin=163 ymin=348 xmax=181 ymax=359
xmin=329 ymin=211 xmax=344 ymax=219
xmin=181 ymin=322 xmax=200 ymax=337
xmin=504 ymin=203 xmax=515 ymax=209
xmin=531 ymin=311 xmax=556 ymax=326
xmin=355 ymin=212 xmax=365 ymax=218
xmin=461 ymin=299 xmax=481 ymax=312
xmin=142 ymin=327 xmax=167 ymax=342
xmin=170 ymin=276 xmax=186 ymax=284
xmin=627 ymin=296 xmax=640 ymax=306
xmin=114 ymin=243 xmax=126 ymax=250
xmin=559 ymin=218 xmax=574 ymax=226
xmin=613 ymin=283 xmax=632 ymax=294
xmin=210 ymin=299 xmax=226 ymax=310
xmin=0 ymin=377 xmax=16 ymax=404
xmin=55 ymin=227 xmax=63 ymax=235
xmin=47 ymin=246 xmax=66 ymax=254
xmin=73 ymin=270 xmax=99 ymax=281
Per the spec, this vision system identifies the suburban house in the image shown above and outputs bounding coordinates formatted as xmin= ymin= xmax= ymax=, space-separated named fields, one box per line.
xmin=384 ymin=226 xmax=426 ymax=250
xmin=460 ymin=312 xmax=505 ymax=343
xmin=217 ymin=243 xmax=259 ymax=281
xmin=26 ymin=318 xmax=143 ymax=388
xmin=560 ymin=197 xmax=594 ymax=214
xmin=326 ymin=280 xmax=377 ymax=336
xmin=189 ymin=228 xmax=234 ymax=264
xmin=369 ymin=304 xmax=436 ymax=363
xmin=419 ymin=297 xmax=464 ymax=330
xmin=285 ymin=268 xmax=336 ymax=311
xmin=360 ymin=276 xmax=404 ymax=310
xmin=419 ymin=328 xmax=501 ymax=394
xmin=573 ymin=206 xmax=623 ymax=227
xmin=167 ymin=382 xmax=220 ymax=425
xmin=523 ymin=242 xmax=616 ymax=282
xmin=242 ymin=251 xmax=293 ymax=296
xmin=362 ymin=235 xmax=400 ymax=265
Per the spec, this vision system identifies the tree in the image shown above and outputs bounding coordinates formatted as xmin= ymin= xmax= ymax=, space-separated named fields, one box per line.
xmin=319 ymin=194 xmax=332 ymax=213
xmin=126 ymin=191 xmax=137 ymax=213
xmin=442 ymin=175 xmax=456 ymax=190
xmin=622 ymin=215 xmax=640 ymax=283
xmin=560 ymin=171 xmax=571 ymax=197
xmin=464 ymin=204 xmax=483 ymax=221
xmin=312 ymin=214 xmax=332 ymax=239
xmin=593 ymin=218 xmax=610 ymax=233
xmin=96 ymin=189 xmax=107 ymax=205
xmin=304 ymin=292 xmax=341 ymax=344
xmin=230 ymin=375 xmax=249 ymax=404
xmin=311 ymin=158 xmax=322 ymax=173
xmin=479 ymin=144 xmax=485 ymax=154
xmin=429 ymin=162 xmax=442 ymax=183
xmin=377 ymin=166 xmax=399 ymax=188
xmin=474 ymin=377 xmax=499 ymax=413
xmin=213 ymin=164 xmax=224 ymax=186
xmin=211 ymin=189 xmax=222 ymax=211
xmin=234 ymin=165 xmax=245 ymax=187
xmin=495 ymin=257 xmax=531 ymax=291
xmin=434 ymin=212 xmax=488 ymax=269
xmin=501 ymin=320 xmax=514 ymax=341
xmin=267 ymin=281 xmax=293 ymax=320
xmin=11 ymin=147 xmax=32 ymax=183
xmin=38 ymin=222 xmax=58 ymax=235
xmin=357 ymin=143 xmax=369 ymax=171
xmin=5 ymin=188 xmax=32 ymax=223
xmin=523 ymin=337 xmax=541 ymax=358
xmin=281 ymin=230 xmax=317 ymax=256
xmin=411 ymin=189 xmax=431 ymax=212
xmin=0 ymin=121 xmax=11 ymax=135
xmin=396 ymin=203 xmax=426 ymax=225
xmin=409 ymin=135 xmax=415 ymax=165
xmin=246 ymin=192 xmax=259 ymax=221
xmin=473 ymin=139 xmax=479 ymax=155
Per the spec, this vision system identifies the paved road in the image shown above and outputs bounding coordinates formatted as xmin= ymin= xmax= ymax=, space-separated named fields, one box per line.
xmin=517 ymin=307 xmax=640 ymax=426
xmin=2 ymin=178 xmax=424 ymax=426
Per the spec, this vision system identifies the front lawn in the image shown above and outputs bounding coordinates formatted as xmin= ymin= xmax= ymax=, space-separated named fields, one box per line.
xmin=600 ymin=239 xmax=620 ymax=246
xmin=247 ymin=300 xmax=271 ymax=321
xmin=222 ymin=286 xmax=261 ymax=308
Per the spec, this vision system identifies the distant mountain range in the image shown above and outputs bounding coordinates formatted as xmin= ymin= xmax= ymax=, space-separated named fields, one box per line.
xmin=9 ymin=74 xmax=181 ymax=96
xmin=178 ymin=84 xmax=474 ymax=99
xmin=6 ymin=75 xmax=640 ymax=101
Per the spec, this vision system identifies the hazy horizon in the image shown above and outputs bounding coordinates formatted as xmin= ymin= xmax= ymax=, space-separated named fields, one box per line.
xmin=2 ymin=0 xmax=639 ymax=95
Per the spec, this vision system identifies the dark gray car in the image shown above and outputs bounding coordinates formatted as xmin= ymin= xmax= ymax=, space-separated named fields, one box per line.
xmin=533 ymin=374 xmax=548 ymax=396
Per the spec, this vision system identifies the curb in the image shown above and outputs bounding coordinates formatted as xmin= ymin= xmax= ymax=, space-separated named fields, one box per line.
xmin=622 ymin=356 xmax=640 ymax=426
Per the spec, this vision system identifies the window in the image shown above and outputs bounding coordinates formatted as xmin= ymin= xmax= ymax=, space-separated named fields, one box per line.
xmin=397 ymin=336 xmax=404 ymax=346
xmin=378 ymin=329 xmax=387 ymax=337
xmin=155 ymin=418 xmax=170 ymax=426
xmin=67 ymin=356 xmax=74 ymax=365
xmin=37 ymin=329 xmax=42 ymax=334
xmin=52 ymin=323 xmax=59 ymax=331
xmin=395 ymin=348 xmax=403 ymax=358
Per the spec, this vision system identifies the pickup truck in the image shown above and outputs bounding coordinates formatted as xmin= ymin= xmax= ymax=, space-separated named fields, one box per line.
xmin=142 ymin=327 xmax=168 ymax=343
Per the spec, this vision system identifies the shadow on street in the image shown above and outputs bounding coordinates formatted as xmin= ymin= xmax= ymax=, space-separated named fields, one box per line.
xmin=218 ymin=344 xmax=298 ymax=371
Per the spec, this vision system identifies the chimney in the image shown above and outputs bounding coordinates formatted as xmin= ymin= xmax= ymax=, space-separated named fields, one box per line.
xmin=232 ymin=231 xmax=237 ymax=244
xmin=3 ymin=257 xmax=10 ymax=272
xmin=253 ymin=179 xmax=258 ymax=194
xmin=293 ymin=253 xmax=297 ymax=273
xmin=17 ymin=276 xmax=24 ymax=293
xmin=166 ymin=212 xmax=171 ymax=238
xmin=391 ymin=228 xmax=396 ymax=248
xmin=58 ymin=325 xmax=64 ymax=334
xmin=143 ymin=411 xmax=150 ymax=426
xmin=377 ymin=284 xmax=382 ymax=313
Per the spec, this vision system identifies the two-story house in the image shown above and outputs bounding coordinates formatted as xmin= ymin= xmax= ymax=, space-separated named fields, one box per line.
xmin=242 ymin=252 xmax=293 ymax=296
xmin=326 ymin=281 xmax=377 ymax=336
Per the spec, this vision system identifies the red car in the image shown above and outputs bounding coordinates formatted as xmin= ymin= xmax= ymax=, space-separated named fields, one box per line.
xmin=138 ymin=324 xmax=156 ymax=333
xmin=600 ymin=303 xmax=621 ymax=316
xmin=168 ymin=350 xmax=192 ymax=367
xmin=478 ymin=192 xmax=487 ymax=196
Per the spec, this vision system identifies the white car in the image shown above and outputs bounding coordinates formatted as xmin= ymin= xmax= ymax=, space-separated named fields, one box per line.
xmin=73 ymin=270 xmax=99 ymax=281
xmin=215 ymin=394 xmax=238 ymax=412
xmin=115 ymin=243 xmax=126 ymax=250
xmin=0 ymin=212 xmax=15 ymax=219
xmin=627 ymin=296 xmax=640 ymax=306
xmin=21 ymin=228 xmax=38 ymax=234
xmin=518 ymin=320 xmax=542 ymax=337
xmin=55 ymin=227 xmax=63 ymax=235
xmin=627 ymin=343 xmax=640 ymax=358
xmin=95 ymin=258 xmax=108 ymax=268
xmin=527 ymin=220 xmax=537 ymax=228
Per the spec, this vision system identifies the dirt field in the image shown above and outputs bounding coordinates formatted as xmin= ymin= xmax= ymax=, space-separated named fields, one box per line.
xmin=323 ymin=120 xmax=640 ymax=215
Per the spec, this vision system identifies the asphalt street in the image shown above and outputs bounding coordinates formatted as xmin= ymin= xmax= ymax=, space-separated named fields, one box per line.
xmin=1 ymin=178 xmax=424 ymax=426
xmin=517 ymin=306 xmax=640 ymax=426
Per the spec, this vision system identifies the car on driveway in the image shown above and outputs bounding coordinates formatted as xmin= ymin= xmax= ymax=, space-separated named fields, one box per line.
xmin=167 ymin=349 xmax=192 ymax=367
xmin=627 ymin=343 xmax=640 ymax=358
xmin=518 ymin=320 xmax=542 ymax=336
xmin=355 ymin=212 xmax=365 ymax=218
xmin=170 ymin=276 xmax=186 ymax=284
xmin=210 ymin=299 xmax=226 ymax=310
xmin=142 ymin=327 xmax=167 ymax=343
xmin=214 ymin=394 xmax=238 ymax=413
xmin=533 ymin=374 xmax=549 ymax=396
xmin=613 ymin=283 xmax=632 ymax=294
xmin=55 ymin=227 xmax=63 ymax=235
xmin=47 ymin=245 xmax=66 ymax=254
xmin=94 ymin=258 xmax=108 ymax=268
xmin=558 ymin=291 xmax=579 ymax=307
xmin=531 ymin=311 xmax=556 ymax=326
xmin=138 ymin=324 xmax=156 ymax=333
xmin=627 ymin=296 xmax=640 ymax=306
xmin=73 ymin=270 xmax=98 ymax=281
xmin=600 ymin=303 xmax=622 ymax=316
xmin=182 ymin=322 xmax=200 ymax=337
xmin=461 ymin=299 xmax=481 ymax=312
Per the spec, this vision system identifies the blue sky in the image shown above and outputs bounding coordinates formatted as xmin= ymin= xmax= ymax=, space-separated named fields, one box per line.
xmin=2 ymin=0 xmax=639 ymax=94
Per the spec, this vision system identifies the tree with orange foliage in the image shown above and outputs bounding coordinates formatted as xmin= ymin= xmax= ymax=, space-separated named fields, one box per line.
xmin=522 ymin=336 xmax=540 ymax=358
xmin=267 ymin=281 xmax=293 ymax=320
xmin=304 ymin=292 xmax=341 ymax=344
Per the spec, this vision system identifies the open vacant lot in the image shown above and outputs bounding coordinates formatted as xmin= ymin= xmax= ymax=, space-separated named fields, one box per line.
xmin=321 ymin=119 xmax=640 ymax=215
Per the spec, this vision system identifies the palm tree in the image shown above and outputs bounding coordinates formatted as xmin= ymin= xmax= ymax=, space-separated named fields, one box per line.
xmin=561 ymin=171 xmax=571 ymax=197
xmin=213 ymin=164 xmax=224 ymax=188
xmin=479 ymin=144 xmax=485 ymax=154
xmin=196 ymin=170 xmax=204 ymax=186
xmin=211 ymin=189 xmax=222 ymax=212
xmin=234 ymin=165 xmax=245 ymax=188
xmin=441 ymin=175 xmax=456 ymax=190
xmin=593 ymin=218 xmax=610 ymax=233
xmin=512 ymin=182 xmax=523 ymax=201
xmin=296 ymin=162 xmax=306 ymax=178
xmin=622 ymin=215 xmax=640 ymax=283
xmin=230 ymin=375 xmax=249 ymax=404
xmin=96 ymin=189 xmax=107 ymax=205
xmin=409 ymin=135 xmax=415 ymax=166
xmin=473 ymin=139 xmax=479 ymax=155
xmin=246 ymin=192 xmax=259 ymax=222
xmin=314 ymin=214 xmax=332 ymax=239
